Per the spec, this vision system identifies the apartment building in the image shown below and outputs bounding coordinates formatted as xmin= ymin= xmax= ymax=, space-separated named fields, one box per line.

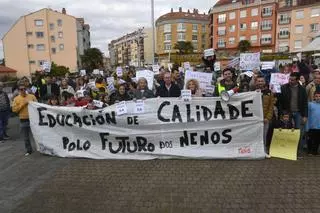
xmin=2 ymin=8 xmax=90 ymax=78
xmin=156 ymin=7 xmax=210 ymax=57
xmin=108 ymin=28 xmax=153 ymax=67
xmin=210 ymin=0 xmax=278 ymax=56
xmin=276 ymin=0 xmax=320 ymax=53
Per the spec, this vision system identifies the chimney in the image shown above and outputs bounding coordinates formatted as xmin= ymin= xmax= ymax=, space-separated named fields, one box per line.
xmin=171 ymin=8 xmax=173 ymax=13
xmin=62 ymin=8 xmax=66 ymax=14
xmin=179 ymin=7 xmax=182 ymax=12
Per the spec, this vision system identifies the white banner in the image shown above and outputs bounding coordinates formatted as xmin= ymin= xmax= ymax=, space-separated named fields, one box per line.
xmin=184 ymin=71 xmax=213 ymax=90
xmin=240 ymin=53 xmax=260 ymax=71
xmin=29 ymin=92 xmax=265 ymax=160
xmin=204 ymin=48 xmax=215 ymax=57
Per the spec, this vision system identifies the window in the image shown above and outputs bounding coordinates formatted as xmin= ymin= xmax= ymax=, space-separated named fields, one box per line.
xmin=229 ymin=12 xmax=235 ymax=20
xmin=310 ymin=23 xmax=319 ymax=32
xmin=218 ymin=14 xmax=226 ymax=23
xmin=36 ymin=32 xmax=44 ymax=38
xmin=164 ymin=24 xmax=171 ymax=33
xmin=28 ymin=44 xmax=34 ymax=49
xmin=51 ymin=48 xmax=56 ymax=54
xmin=229 ymin=25 xmax=236 ymax=32
xmin=295 ymin=25 xmax=303 ymax=34
xmin=49 ymin=23 xmax=54 ymax=30
xmin=240 ymin=10 xmax=247 ymax=18
xmin=262 ymin=7 xmax=272 ymax=16
xmin=279 ymin=13 xmax=290 ymax=24
xmin=177 ymin=23 xmax=186 ymax=31
xmin=261 ymin=34 xmax=272 ymax=44
xmin=240 ymin=36 xmax=246 ymax=41
xmin=201 ymin=34 xmax=205 ymax=41
xmin=229 ymin=37 xmax=235 ymax=44
xmin=250 ymin=35 xmax=257 ymax=43
xmin=285 ymin=0 xmax=293 ymax=7
xmin=58 ymin=31 xmax=63 ymax=38
xmin=240 ymin=23 xmax=247 ymax=30
xmin=279 ymin=28 xmax=290 ymax=37
xmin=35 ymin=19 xmax=43 ymax=26
xmin=261 ymin=20 xmax=272 ymax=30
xmin=57 ymin=19 xmax=63 ymax=26
xmin=311 ymin=8 xmax=320 ymax=17
xmin=177 ymin=33 xmax=186 ymax=41
xmin=217 ymin=38 xmax=225 ymax=47
xmin=251 ymin=8 xmax=258 ymax=16
xmin=279 ymin=41 xmax=289 ymax=52
xmin=192 ymin=35 xmax=198 ymax=40
xmin=36 ymin=44 xmax=45 ymax=51
xmin=59 ymin=44 xmax=64 ymax=50
xmin=251 ymin=22 xmax=258 ymax=29
xmin=218 ymin=26 xmax=226 ymax=35
xmin=192 ymin=42 xmax=198 ymax=50
xmin=243 ymin=0 xmax=254 ymax=4
xmin=164 ymin=34 xmax=171 ymax=41
xmin=202 ymin=24 xmax=206 ymax=33
xmin=192 ymin=24 xmax=198 ymax=32
xmin=26 ymin=32 xmax=33 ymax=36
xmin=294 ymin=40 xmax=302 ymax=49
xmin=296 ymin=10 xmax=304 ymax=19
xmin=164 ymin=43 xmax=171 ymax=50
xmin=29 ymin=60 xmax=35 ymax=64
xmin=51 ymin=35 xmax=55 ymax=42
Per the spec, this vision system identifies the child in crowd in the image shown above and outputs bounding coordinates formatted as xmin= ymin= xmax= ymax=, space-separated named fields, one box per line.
xmin=47 ymin=96 xmax=60 ymax=106
xmin=306 ymin=91 xmax=320 ymax=155
xmin=277 ymin=111 xmax=295 ymax=129
xmin=61 ymin=91 xmax=76 ymax=106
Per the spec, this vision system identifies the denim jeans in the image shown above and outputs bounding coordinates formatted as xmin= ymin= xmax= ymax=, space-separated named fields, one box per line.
xmin=0 ymin=111 xmax=9 ymax=139
xmin=292 ymin=112 xmax=305 ymax=152
xmin=20 ymin=119 xmax=33 ymax=153
xmin=263 ymin=122 xmax=270 ymax=154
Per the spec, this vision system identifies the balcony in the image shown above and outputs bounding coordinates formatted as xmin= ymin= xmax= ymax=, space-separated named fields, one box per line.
xmin=261 ymin=39 xmax=272 ymax=45
xmin=262 ymin=11 xmax=273 ymax=17
xmin=217 ymin=42 xmax=226 ymax=48
xmin=278 ymin=18 xmax=291 ymax=25
xmin=278 ymin=46 xmax=289 ymax=52
xmin=261 ymin=25 xmax=272 ymax=31
xmin=217 ymin=30 xmax=226 ymax=36
xmin=278 ymin=32 xmax=290 ymax=39
xmin=217 ymin=18 xmax=226 ymax=24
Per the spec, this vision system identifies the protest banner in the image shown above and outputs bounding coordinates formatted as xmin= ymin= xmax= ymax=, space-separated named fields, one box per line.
xmin=184 ymin=71 xmax=213 ymax=90
xmin=152 ymin=65 xmax=160 ymax=75
xmin=269 ymin=73 xmax=290 ymax=93
xmin=270 ymin=129 xmax=300 ymax=161
xmin=29 ymin=92 xmax=265 ymax=160
xmin=240 ymin=53 xmax=260 ymax=71
xmin=204 ymin=48 xmax=215 ymax=57
xmin=136 ymin=70 xmax=154 ymax=90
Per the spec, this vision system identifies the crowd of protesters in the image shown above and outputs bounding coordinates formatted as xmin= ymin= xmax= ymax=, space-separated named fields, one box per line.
xmin=0 ymin=59 xmax=319 ymax=157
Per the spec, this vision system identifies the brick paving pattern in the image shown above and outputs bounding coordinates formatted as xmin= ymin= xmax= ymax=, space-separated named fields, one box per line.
xmin=1 ymin=118 xmax=320 ymax=213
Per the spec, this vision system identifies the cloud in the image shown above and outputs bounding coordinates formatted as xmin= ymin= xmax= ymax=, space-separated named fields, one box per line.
xmin=0 ymin=0 xmax=217 ymax=58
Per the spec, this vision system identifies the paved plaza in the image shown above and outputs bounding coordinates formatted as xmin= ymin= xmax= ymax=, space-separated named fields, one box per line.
xmin=1 ymin=118 xmax=320 ymax=213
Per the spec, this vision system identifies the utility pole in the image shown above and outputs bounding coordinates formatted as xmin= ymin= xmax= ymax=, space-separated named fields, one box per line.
xmin=151 ymin=0 xmax=155 ymax=64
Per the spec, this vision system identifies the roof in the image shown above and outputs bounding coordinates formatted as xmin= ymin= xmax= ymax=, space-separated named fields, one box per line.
xmin=156 ymin=11 xmax=209 ymax=25
xmin=215 ymin=0 xmax=239 ymax=6
xmin=0 ymin=65 xmax=17 ymax=73
xmin=301 ymin=36 xmax=320 ymax=52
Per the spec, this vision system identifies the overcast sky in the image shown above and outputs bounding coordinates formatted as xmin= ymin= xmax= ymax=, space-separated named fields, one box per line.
xmin=0 ymin=0 xmax=217 ymax=59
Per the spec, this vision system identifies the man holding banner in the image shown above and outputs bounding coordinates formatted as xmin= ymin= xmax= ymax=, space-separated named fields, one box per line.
xmin=156 ymin=72 xmax=181 ymax=97
xmin=214 ymin=68 xmax=237 ymax=96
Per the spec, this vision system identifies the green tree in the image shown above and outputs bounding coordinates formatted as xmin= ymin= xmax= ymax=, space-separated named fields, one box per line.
xmin=238 ymin=40 xmax=251 ymax=53
xmin=80 ymin=48 xmax=104 ymax=72
xmin=174 ymin=41 xmax=194 ymax=54
xmin=50 ymin=62 xmax=69 ymax=77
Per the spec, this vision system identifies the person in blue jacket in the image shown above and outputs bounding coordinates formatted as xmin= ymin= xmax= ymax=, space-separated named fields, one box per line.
xmin=306 ymin=91 xmax=320 ymax=155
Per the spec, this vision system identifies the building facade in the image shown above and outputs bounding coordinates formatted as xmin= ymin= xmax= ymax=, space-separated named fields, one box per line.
xmin=156 ymin=7 xmax=210 ymax=59
xmin=276 ymin=0 xmax=320 ymax=53
xmin=210 ymin=0 xmax=278 ymax=56
xmin=108 ymin=28 xmax=152 ymax=67
xmin=2 ymin=8 xmax=90 ymax=78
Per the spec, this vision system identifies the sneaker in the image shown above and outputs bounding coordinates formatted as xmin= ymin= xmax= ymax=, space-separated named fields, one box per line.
xmin=0 ymin=138 xmax=4 ymax=143
xmin=24 ymin=152 xmax=32 ymax=156
xmin=3 ymin=135 xmax=10 ymax=140
xmin=266 ymin=154 xmax=271 ymax=159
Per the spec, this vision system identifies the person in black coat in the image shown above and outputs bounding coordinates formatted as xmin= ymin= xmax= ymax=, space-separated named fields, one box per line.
xmin=156 ymin=72 xmax=181 ymax=97
xmin=109 ymin=84 xmax=132 ymax=105
xmin=133 ymin=77 xmax=154 ymax=99
xmin=40 ymin=76 xmax=60 ymax=101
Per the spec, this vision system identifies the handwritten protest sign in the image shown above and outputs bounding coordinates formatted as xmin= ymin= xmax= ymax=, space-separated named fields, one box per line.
xmin=152 ymin=65 xmax=160 ymax=75
xmin=134 ymin=100 xmax=145 ymax=114
xmin=107 ymin=77 xmax=115 ymax=85
xmin=269 ymin=73 xmax=290 ymax=93
xmin=240 ymin=53 xmax=260 ymax=71
xmin=181 ymin=90 xmax=192 ymax=101
xmin=184 ymin=71 xmax=213 ymax=90
xmin=80 ymin=70 xmax=86 ymax=76
xmin=93 ymin=69 xmax=100 ymax=75
xmin=29 ymin=92 xmax=265 ymax=160
xmin=261 ymin=61 xmax=275 ymax=70
xmin=204 ymin=48 xmax=215 ymax=57
xmin=41 ymin=61 xmax=51 ymax=73
xmin=116 ymin=67 xmax=123 ymax=77
xmin=214 ymin=62 xmax=221 ymax=72
xmin=183 ymin=62 xmax=191 ymax=70
xmin=136 ymin=70 xmax=154 ymax=90
xmin=270 ymin=129 xmax=300 ymax=161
